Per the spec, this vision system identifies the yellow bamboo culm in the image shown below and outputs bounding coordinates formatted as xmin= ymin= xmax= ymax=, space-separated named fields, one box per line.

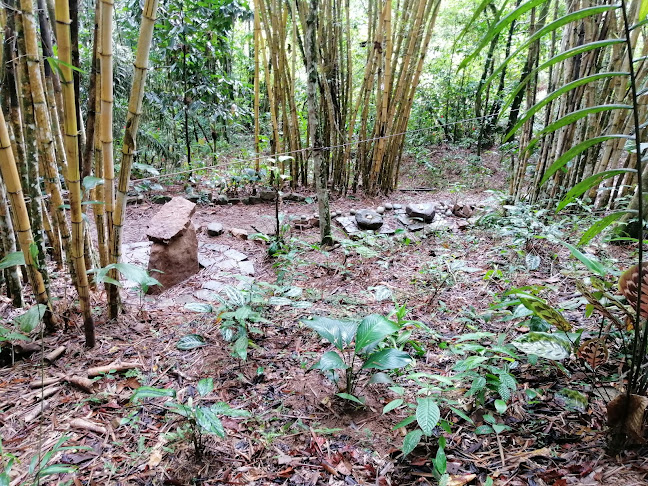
xmin=54 ymin=0 xmax=95 ymax=347
xmin=0 ymin=107 xmax=54 ymax=329
xmin=109 ymin=0 xmax=160 ymax=319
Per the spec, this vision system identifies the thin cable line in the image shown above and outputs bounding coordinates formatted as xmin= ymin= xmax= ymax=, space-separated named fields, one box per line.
xmin=130 ymin=114 xmax=492 ymax=184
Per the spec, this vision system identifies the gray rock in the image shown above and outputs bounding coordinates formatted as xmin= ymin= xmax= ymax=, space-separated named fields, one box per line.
xmin=393 ymin=204 xmax=403 ymax=210
xmin=213 ymin=194 xmax=229 ymax=205
xmin=239 ymin=261 xmax=255 ymax=276
xmin=336 ymin=216 xmax=360 ymax=234
xmin=203 ymin=243 xmax=230 ymax=253
xmin=355 ymin=209 xmax=383 ymax=230
xmin=384 ymin=203 xmax=393 ymax=210
xmin=350 ymin=209 xmax=357 ymax=215
xmin=396 ymin=214 xmax=426 ymax=231
xmin=379 ymin=222 xmax=396 ymax=235
xmin=406 ymin=203 xmax=435 ymax=223
xmin=283 ymin=193 xmax=307 ymax=202
xmin=202 ymin=280 xmax=225 ymax=292
xmin=259 ymin=189 xmax=276 ymax=201
xmin=216 ymin=259 xmax=239 ymax=271
xmin=207 ymin=222 xmax=224 ymax=236
xmin=152 ymin=195 xmax=172 ymax=204
xmin=224 ymin=249 xmax=248 ymax=261
xmin=376 ymin=206 xmax=385 ymax=215
xmin=228 ymin=197 xmax=241 ymax=205
xmin=198 ymin=255 xmax=218 ymax=268
xmin=147 ymin=197 xmax=196 ymax=242
xmin=186 ymin=194 xmax=201 ymax=204
xmin=127 ymin=195 xmax=144 ymax=205
xmin=425 ymin=220 xmax=452 ymax=233
xmin=194 ymin=289 xmax=220 ymax=301
xmin=230 ymin=228 xmax=249 ymax=239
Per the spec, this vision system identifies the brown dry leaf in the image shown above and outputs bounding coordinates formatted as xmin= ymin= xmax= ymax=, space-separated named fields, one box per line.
xmin=607 ymin=394 xmax=648 ymax=443
xmin=618 ymin=264 xmax=648 ymax=318
xmin=147 ymin=449 xmax=163 ymax=468
xmin=447 ymin=473 xmax=477 ymax=486
xmin=577 ymin=339 xmax=609 ymax=369
xmin=509 ymin=447 xmax=554 ymax=466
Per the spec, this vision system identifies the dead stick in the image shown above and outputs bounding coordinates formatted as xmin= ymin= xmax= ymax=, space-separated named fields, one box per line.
xmin=29 ymin=376 xmax=61 ymax=388
xmin=70 ymin=418 xmax=107 ymax=435
xmin=66 ymin=375 xmax=95 ymax=393
xmin=87 ymin=361 xmax=141 ymax=377
xmin=45 ymin=345 xmax=67 ymax=362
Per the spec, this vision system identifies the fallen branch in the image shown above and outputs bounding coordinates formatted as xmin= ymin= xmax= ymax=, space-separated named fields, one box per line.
xmin=45 ymin=345 xmax=67 ymax=363
xmin=70 ymin=418 xmax=107 ymax=435
xmin=87 ymin=361 xmax=142 ymax=377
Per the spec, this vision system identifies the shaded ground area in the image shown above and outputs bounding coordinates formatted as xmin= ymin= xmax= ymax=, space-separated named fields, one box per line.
xmin=1 ymin=147 xmax=647 ymax=485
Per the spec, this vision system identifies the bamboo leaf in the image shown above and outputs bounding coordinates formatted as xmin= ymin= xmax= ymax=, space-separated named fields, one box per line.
xmin=459 ymin=0 xmax=547 ymax=70
xmin=639 ymin=1 xmax=648 ymax=20
xmin=499 ymin=39 xmax=625 ymax=120
xmin=131 ymin=386 xmax=176 ymax=403
xmin=455 ymin=0 xmax=504 ymax=44
xmin=505 ymin=73 xmax=627 ymax=141
xmin=525 ymin=105 xmax=632 ymax=155
xmin=562 ymin=241 xmax=607 ymax=276
xmin=556 ymin=169 xmax=635 ymax=212
xmin=579 ymin=211 xmax=629 ymax=245
xmin=540 ymin=135 xmax=630 ymax=186
xmin=0 ymin=251 xmax=25 ymax=270
xmin=484 ymin=6 xmax=620 ymax=98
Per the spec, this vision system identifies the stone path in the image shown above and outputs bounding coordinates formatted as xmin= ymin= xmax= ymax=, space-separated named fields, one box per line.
xmin=121 ymin=240 xmax=256 ymax=307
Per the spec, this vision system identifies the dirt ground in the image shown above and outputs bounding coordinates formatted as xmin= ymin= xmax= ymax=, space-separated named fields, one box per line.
xmin=1 ymin=146 xmax=647 ymax=486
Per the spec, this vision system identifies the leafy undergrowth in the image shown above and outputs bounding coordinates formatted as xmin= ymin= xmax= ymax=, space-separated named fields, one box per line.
xmin=2 ymin=154 xmax=648 ymax=485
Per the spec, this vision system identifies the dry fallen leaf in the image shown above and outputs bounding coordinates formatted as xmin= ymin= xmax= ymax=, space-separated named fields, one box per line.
xmin=607 ymin=394 xmax=648 ymax=443
xmin=447 ymin=473 xmax=477 ymax=486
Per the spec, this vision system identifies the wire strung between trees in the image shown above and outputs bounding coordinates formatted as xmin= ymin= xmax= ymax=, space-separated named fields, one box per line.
xmin=130 ymin=114 xmax=494 ymax=184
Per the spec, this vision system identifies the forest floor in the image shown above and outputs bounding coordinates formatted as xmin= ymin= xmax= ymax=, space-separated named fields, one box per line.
xmin=1 ymin=145 xmax=647 ymax=486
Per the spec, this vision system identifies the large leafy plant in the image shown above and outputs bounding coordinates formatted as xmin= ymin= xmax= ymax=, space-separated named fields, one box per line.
xmin=303 ymin=314 xmax=412 ymax=404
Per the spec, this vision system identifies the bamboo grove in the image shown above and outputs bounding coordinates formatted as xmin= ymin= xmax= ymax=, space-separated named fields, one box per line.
xmin=0 ymin=0 xmax=158 ymax=346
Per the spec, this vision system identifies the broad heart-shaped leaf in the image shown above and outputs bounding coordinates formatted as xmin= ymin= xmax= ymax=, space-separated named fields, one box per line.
xmin=14 ymin=304 xmax=47 ymax=333
xmin=416 ymin=398 xmax=440 ymax=436
xmin=131 ymin=386 xmax=176 ymax=403
xmin=82 ymin=175 xmax=104 ymax=191
xmin=512 ymin=332 xmax=571 ymax=360
xmin=402 ymin=428 xmax=424 ymax=457
xmin=176 ymin=334 xmax=207 ymax=350
xmin=197 ymin=378 xmax=214 ymax=397
xmin=362 ymin=349 xmax=411 ymax=370
xmin=196 ymin=406 xmax=226 ymax=437
xmin=183 ymin=302 xmax=214 ymax=313
xmin=520 ymin=298 xmax=572 ymax=331
xmin=355 ymin=314 xmax=399 ymax=353
xmin=302 ymin=316 xmax=358 ymax=351
xmin=0 ymin=251 xmax=25 ymax=270
xmin=557 ymin=168 xmax=636 ymax=212
xmin=312 ymin=351 xmax=348 ymax=371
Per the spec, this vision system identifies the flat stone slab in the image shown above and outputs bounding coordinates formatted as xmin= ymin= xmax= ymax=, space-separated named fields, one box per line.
xmin=198 ymin=255 xmax=219 ymax=268
xmin=207 ymin=222 xmax=224 ymax=236
xmin=239 ymin=261 xmax=255 ymax=276
xmin=216 ymin=259 xmax=239 ymax=271
xmin=379 ymin=222 xmax=397 ymax=235
xmin=336 ymin=216 xmax=360 ymax=234
xmin=355 ymin=209 xmax=383 ymax=230
xmin=224 ymin=249 xmax=248 ymax=261
xmin=406 ymin=203 xmax=435 ymax=223
xmin=194 ymin=289 xmax=221 ymax=301
xmin=426 ymin=220 xmax=452 ymax=232
xmin=396 ymin=214 xmax=425 ymax=231
xmin=202 ymin=243 xmax=230 ymax=253
xmin=147 ymin=197 xmax=196 ymax=242
xmin=202 ymin=280 xmax=225 ymax=292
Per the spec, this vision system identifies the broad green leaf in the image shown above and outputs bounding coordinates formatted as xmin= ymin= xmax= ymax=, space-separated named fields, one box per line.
xmin=291 ymin=300 xmax=313 ymax=308
xmin=459 ymin=0 xmax=547 ymax=69
xmin=312 ymin=351 xmax=348 ymax=370
xmin=183 ymin=303 xmax=214 ymax=313
xmin=131 ymin=386 xmax=176 ymax=403
xmin=494 ymin=399 xmax=508 ymax=414
xmin=233 ymin=335 xmax=248 ymax=360
xmin=416 ymin=398 xmax=440 ymax=435
xmin=393 ymin=415 xmax=417 ymax=430
xmin=493 ymin=424 xmax=511 ymax=434
xmin=512 ymin=332 xmax=571 ymax=360
xmin=383 ymin=398 xmax=404 ymax=414
xmin=91 ymin=263 xmax=161 ymax=288
xmin=556 ymin=169 xmax=635 ymax=212
xmin=525 ymin=105 xmax=632 ymax=155
xmin=82 ymin=176 xmax=104 ymax=191
xmin=196 ymin=406 xmax=225 ymax=437
xmin=0 ymin=251 xmax=25 ymax=270
xmin=555 ymin=388 xmax=588 ymax=412
xmin=540 ymin=135 xmax=630 ymax=186
xmin=0 ymin=472 xmax=10 ymax=486
xmin=355 ymin=314 xmax=399 ymax=353
xmin=475 ymin=425 xmax=494 ymax=435
xmin=268 ymin=296 xmax=292 ymax=306
xmin=209 ymin=402 xmax=251 ymax=417
xmin=505 ymin=72 xmax=627 ymax=141
xmin=499 ymin=39 xmax=626 ymax=119
xmin=525 ymin=253 xmax=541 ymax=270
xmin=336 ymin=393 xmax=365 ymax=405
xmin=234 ymin=306 xmax=253 ymax=321
xmin=302 ymin=316 xmax=358 ymax=351
xmin=640 ymin=0 xmax=648 ymax=20
xmin=402 ymin=428 xmax=424 ymax=457
xmin=449 ymin=406 xmax=474 ymax=425
xmin=562 ymin=241 xmax=607 ymax=276
xmin=520 ymin=298 xmax=572 ymax=331
xmin=14 ymin=304 xmax=47 ymax=333
xmin=197 ymin=378 xmax=214 ymax=396
xmin=368 ymin=372 xmax=394 ymax=384
xmin=224 ymin=285 xmax=246 ymax=307
xmin=176 ymin=334 xmax=207 ymax=350
xmin=362 ymin=349 xmax=411 ymax=370
xmin=486 ymin=6 xmax=621 ymax=101
xmin=579 ymin=211 xmax=628 ymax=245
xmin=434 ymin=440 xmax=447 ymax=475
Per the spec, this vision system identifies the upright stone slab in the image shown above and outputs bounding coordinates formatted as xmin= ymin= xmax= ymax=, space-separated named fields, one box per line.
xmin=146 ymin=197 xmax=199 ymax=294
